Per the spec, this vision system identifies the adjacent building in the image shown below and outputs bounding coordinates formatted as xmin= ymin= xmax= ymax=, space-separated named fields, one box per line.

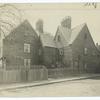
xmin=54 ymin=17 xmax=100 ymax=73
xmin=0 ymin=20 xmax=40 ymax=70
xmin=36 ymin=20 xmax=58 ymax=68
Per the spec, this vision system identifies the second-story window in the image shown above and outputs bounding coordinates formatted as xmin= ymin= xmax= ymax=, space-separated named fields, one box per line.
xmin=24 ymin=43 xmax=30 ymax=53
xmin=24 ymin=59 xmax=31 ymax=68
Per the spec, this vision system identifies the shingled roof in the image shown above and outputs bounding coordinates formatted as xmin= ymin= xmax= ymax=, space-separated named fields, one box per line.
xmin=5 ymin=19 xmax=38 ymax=40
xmin=40 ymin=33 xmax=56 ymax=48
xmin=55 ymin=23 xmax=86 ymax=47
xmin=68 ymin=23 xmax=86 ymax=44
xmin=58 ymin=25 xmax=71 ymax=43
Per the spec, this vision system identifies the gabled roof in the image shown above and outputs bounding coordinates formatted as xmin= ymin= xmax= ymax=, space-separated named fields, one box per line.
xmin=54 ymin=23 xmax=86 ymax=47
xmin=5 ymin=19 xmax=38 ymax=40
xmin=40 ymin=33 xmax=56 ymax=48
xmin=17 ymin=19 xmax=38 ymax=37
xmin=57 ymin=25 xmax=71 ymax=42
xmin=68 ymin=23 xmax=86 ymax=44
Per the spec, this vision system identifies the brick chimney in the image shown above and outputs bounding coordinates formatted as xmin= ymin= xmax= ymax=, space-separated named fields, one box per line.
xmin=61 ymin=16 xmax=71 ymax=29
xmin=36 ymin=19 xmax=43 ymax=34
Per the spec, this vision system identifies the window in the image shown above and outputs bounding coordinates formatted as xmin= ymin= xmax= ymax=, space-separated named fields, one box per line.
xmin=24 ymin=59 xmax=31 ymax=68
xmin=84 ymin=48 xmax=88 ymax=55
xmin=24 ymin=43 xmax=30 ymax=53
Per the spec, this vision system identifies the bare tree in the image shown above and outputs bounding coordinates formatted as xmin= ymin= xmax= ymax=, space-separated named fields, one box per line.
xmin=0 ymin=4 xmax=22 ymax=38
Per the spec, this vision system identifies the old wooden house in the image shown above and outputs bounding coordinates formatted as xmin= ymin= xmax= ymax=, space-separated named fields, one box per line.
xmin=0 ymin=20 xmax=40 ymax=70
xmin=0 ymin=20 xmax=48 ymax=83
xmin=54 ymin=16 xmax=100 ymax=73
xmin=35 ymin=20 xmax=58 ymax=68
xmin=0 ymin=16 xmax=99 ymax=83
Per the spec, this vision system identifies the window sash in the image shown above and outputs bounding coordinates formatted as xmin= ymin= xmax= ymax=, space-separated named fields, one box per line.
xmin=24 ymin=43 xmax=30 ymax=53
xmin=24 ymin=59 xmax=31 ymax=68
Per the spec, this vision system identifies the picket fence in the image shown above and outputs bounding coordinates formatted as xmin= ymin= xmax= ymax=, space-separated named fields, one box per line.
xmin=0 ymin=65 xmax=48 ymax=83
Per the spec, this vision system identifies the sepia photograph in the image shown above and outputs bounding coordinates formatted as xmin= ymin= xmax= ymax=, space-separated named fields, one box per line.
xmin=0 ymin=3 xmax=100 ymax=97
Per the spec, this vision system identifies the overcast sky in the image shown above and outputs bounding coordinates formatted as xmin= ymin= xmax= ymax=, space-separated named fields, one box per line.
xmin=13 ymin=3 xmax=100 ymax=44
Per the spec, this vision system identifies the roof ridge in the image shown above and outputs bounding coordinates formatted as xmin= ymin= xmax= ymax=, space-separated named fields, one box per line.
xmin=72 ymin=23 xmax=86 ymax=30
xmin=68 ymin=23 xmax=87 ymax=45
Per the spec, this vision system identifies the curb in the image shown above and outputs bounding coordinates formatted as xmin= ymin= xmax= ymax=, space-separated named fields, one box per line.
xmin=0 ymin=75 xmax=100 ymax=91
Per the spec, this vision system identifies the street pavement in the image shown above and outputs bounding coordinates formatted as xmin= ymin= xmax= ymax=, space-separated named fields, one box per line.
xmin=0 ymin=74 xmax=99 ymax=91
xmin=0 ymin=74 xmax=100 ymax=96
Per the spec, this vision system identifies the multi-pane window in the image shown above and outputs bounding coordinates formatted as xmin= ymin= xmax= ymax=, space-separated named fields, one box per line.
xmin=24 ymin=43 xmax=30 ymax=53
xmin=84 ymin=48 xmax=88 ymax=55
xmin=24 ymin=59 xmax=31 ymax=68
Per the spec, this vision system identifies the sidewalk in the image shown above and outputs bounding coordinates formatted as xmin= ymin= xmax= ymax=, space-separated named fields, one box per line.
xmin=0 ymin=74 xmax=100 ymax=91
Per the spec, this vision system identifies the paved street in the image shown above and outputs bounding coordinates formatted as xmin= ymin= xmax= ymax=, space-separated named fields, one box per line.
xmin=0 ymin=76 xmax=100 ymax=97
